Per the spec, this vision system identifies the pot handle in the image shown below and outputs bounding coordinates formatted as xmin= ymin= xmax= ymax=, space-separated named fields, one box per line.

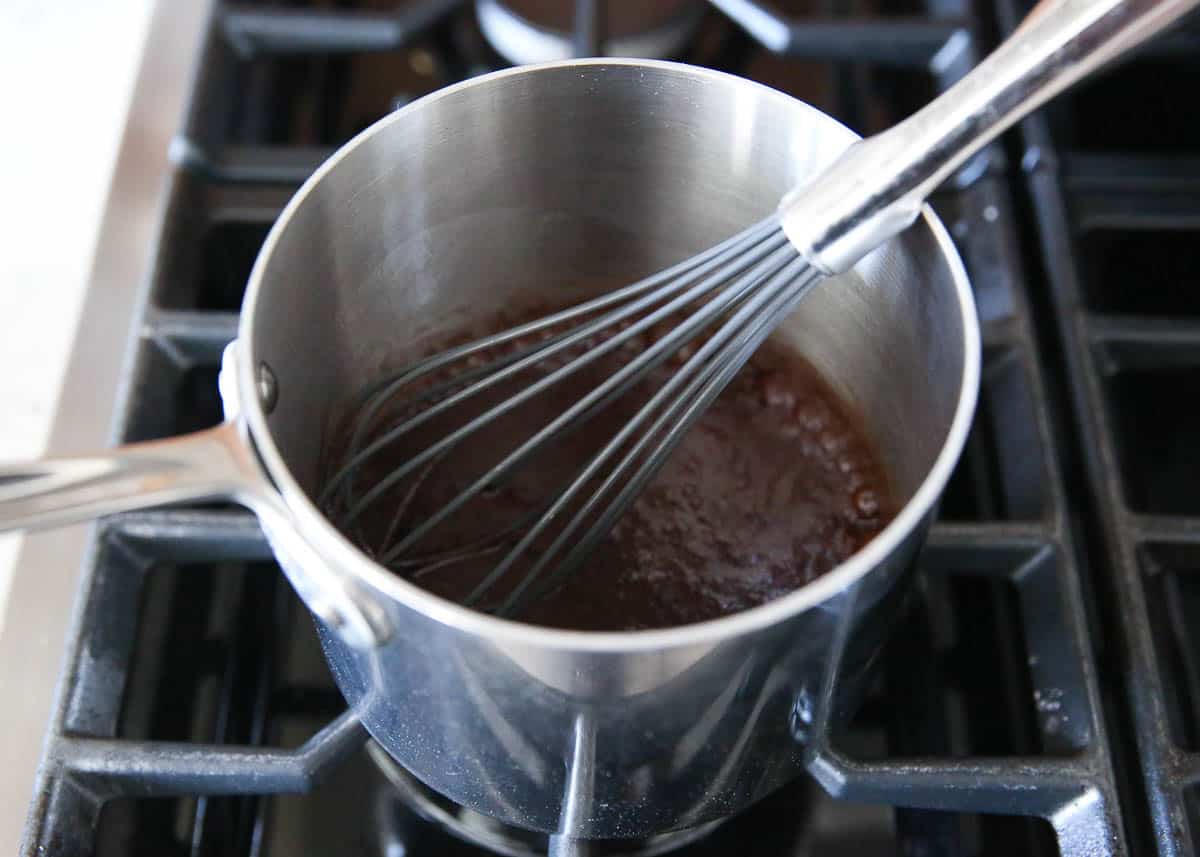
xmin=0 ymin=424 xmax=261 ymax=533
xmin=0 ymin=422 xmax=390 ymax=649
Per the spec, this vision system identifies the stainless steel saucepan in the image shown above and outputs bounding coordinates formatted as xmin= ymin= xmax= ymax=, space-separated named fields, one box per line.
xmin=2 ymin=59 xmax=977 ymax=838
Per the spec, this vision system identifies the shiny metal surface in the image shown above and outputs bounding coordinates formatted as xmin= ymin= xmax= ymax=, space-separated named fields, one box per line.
xmin=369 ymin=740 xmax=724 ymax=856
xmin=239 ymin=59 xmax=979 ymax=837
xmin=779 ymin=0 xmax=1200 ymax=274
xmin=0 ymin=59 xmax=979 ymax=839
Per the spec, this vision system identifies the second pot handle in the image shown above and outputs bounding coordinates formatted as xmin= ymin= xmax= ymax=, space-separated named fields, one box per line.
xmin=0 ymin=422 xmax=390 ymax=649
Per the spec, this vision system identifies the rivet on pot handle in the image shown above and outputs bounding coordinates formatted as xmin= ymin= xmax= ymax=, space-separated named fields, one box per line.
xmin=0 ymin=358 xmax=390 ymax=650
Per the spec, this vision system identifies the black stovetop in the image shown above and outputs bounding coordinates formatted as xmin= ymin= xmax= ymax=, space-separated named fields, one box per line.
xmin=24 ymin=1 xmax=1200 ymax=855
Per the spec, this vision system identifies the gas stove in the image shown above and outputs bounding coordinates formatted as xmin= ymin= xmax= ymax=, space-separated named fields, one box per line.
xmin=5 ymin=0 xmax=1199 ymax=855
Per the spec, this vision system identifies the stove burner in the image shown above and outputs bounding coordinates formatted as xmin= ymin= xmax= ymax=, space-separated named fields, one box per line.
xmin=368 ymin=742 xmax=724 ymax=856
xmin=475 ymin=0 xmax=705 ymax=64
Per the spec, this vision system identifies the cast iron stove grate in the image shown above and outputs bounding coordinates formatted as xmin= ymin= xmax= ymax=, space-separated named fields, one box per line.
xmin=998 ymin=0 xmax=1200 ymax=853
xmin=19 ymin=1 xmax=1139 ymax=855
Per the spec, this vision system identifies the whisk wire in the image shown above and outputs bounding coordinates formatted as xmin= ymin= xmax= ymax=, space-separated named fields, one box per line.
xmin=323 ymin=218 xmax=828 ymax=613
xmin=382 ymin=235 xmax=798 ymax=560
xmin=466 ymin=252 xmax=810 ymax=608
xmin=520 ymin=261 xmax=825 ymax=610
xmin=490 ymin=258 xmax=821 ymax=614
xmin=336 ymin=223 xmax=788 ymax=530
xmin=321 ymin=216 xmax=781 ymax=508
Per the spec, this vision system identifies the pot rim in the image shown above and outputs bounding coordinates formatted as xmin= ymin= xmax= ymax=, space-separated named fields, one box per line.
xmin=237 ymin=57 xmax=982 ymax=653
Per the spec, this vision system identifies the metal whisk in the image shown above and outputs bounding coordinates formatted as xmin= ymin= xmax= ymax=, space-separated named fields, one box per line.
xmin=320 ymin=215 xmax=819 ymax=614
xmin=320 ymin=0 xmax=1198 ymax=616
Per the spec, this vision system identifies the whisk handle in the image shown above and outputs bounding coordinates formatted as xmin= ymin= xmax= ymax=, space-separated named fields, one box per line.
xmin=779 ymin=0 xmax=1200 ymax=274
